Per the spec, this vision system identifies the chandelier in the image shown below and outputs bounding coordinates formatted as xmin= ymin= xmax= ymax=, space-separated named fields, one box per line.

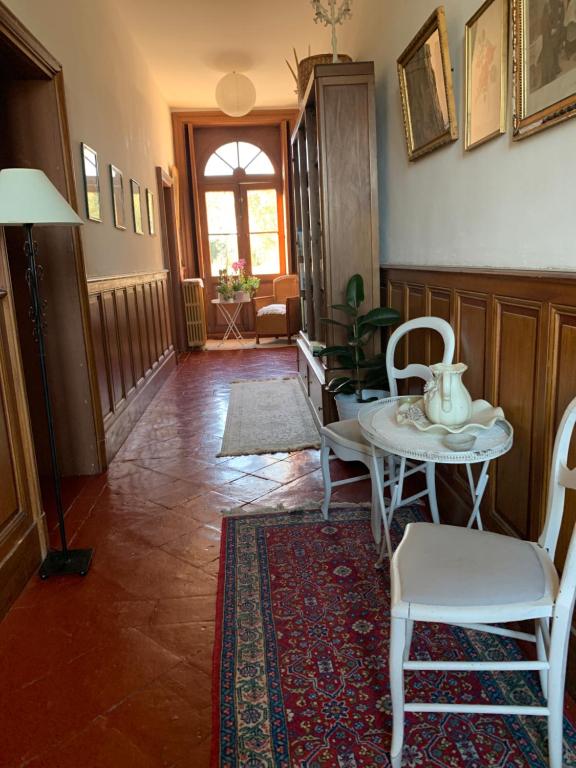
xmin=310 ymin=0 xmax=353 ymax=62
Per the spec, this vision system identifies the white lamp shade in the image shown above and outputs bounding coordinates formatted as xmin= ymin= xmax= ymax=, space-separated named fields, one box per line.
xmin=215 ymin=72 xmax=256 ymax=117
xmin=0 ymin=168 xmax=83 ymax=226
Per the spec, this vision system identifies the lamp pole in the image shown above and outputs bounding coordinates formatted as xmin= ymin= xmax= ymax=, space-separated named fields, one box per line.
xmin=24 ymin=224 xmax=93 ymax=578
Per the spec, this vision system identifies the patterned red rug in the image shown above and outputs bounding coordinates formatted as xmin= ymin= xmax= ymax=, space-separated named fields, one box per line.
xmin=212 ymin=506 xmax=576 ymax=767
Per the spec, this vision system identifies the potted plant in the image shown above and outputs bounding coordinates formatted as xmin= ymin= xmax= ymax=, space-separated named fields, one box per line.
xmin=216 ymin=269 xmax=235 ymax=302
xmin=315 ymin=274 xmax=400 ymax=420
xmin=243 ymin=274 xmax=261 ymax=297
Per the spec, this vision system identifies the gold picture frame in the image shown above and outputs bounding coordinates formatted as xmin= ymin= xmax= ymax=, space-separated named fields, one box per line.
xmin=397 ymin=6 xmax=458 ymax=161
xmin=513 ymin=0 xmax=576 ymax=139
xmin=465 ymin=0 xmax=509 ymax=150
xmin=130 ymin=179 xmax=143 ymax=235
xmin=110 ymin=165 xmax=126 ymax=230
xmin=81 ymin=143 xmax=102 ymax=222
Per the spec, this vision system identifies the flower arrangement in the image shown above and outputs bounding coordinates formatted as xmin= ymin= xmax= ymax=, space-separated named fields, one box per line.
xmin=217 ymin=259 xmax=261 ymax=301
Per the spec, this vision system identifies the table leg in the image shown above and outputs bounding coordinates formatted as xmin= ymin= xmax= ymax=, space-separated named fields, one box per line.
xmin=466 ymin=460 xmax=490 ymax=530
xmin=425 ymin=461 xmax=440 ymax=525
xmin=218 ymin=303 xmax=245 ymax=345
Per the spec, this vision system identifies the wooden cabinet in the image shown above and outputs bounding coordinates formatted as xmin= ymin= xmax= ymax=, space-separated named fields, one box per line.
xmin=0 ymin=233 xmax=46 ymax=618
xmin=291 ymin=62 xmax=380 ymax=424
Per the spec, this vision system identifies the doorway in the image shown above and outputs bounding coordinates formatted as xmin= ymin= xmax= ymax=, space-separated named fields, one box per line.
xmin=193 ymin=125 xmax=292 ymax=337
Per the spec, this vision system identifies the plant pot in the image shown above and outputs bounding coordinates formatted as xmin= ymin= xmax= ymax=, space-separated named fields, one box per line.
xmin=234 ymin=291 xmax=250 ymax=302
xmin=334 ymin=389 xmax=388 ymax=421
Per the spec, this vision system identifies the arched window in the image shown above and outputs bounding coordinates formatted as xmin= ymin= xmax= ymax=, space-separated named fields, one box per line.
xmin=204 ymin=141 xmax=275 ymax=177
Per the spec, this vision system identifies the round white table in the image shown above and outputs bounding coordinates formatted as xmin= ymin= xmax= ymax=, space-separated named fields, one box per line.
xmin=211 ymin=297 xmax=252 ymax=346
xmin=359 ymin=396 xmax=514 ymax=563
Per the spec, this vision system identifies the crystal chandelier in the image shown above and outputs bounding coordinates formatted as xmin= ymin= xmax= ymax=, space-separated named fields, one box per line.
xmin=310 ymin=0 xmax=352 ymax=62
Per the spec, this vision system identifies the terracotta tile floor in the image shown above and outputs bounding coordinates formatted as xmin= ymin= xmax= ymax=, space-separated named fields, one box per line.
xmin=0 ymin=348 xmax=371 ymax=768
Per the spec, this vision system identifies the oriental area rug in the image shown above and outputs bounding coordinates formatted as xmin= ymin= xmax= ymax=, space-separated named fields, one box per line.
xmin=212 ymin=505 xmax=576 ymax=767
xmin=218 ymin=377 xmax=320 ymax=457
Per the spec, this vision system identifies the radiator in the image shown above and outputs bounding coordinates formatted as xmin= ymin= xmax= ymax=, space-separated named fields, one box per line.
xmin=182 ymin=278 xmax=207 ymax=347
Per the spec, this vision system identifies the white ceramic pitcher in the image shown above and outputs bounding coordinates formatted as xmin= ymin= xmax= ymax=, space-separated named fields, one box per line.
xmin=424 ymin=362 xmax=472 ymax=427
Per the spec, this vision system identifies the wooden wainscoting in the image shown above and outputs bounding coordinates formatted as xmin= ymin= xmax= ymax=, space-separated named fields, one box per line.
xmin=87 ymin=271 xmax=176 ymax=462
xmin=382 ymin=266 xmax=576 ymax=564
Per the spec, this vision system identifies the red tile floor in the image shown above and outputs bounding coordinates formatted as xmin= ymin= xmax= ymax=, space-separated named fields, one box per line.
xmin=0 ymin=348 xmax=372 ymax=768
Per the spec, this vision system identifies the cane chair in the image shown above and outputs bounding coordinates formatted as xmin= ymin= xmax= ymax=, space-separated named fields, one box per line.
xmin=389 ymin=395 xmax=576 ymax=768
xmin=320 ymin=316 xmax=455 ymax=558
xmin=254 ymin=274 xmax=301 ymax=343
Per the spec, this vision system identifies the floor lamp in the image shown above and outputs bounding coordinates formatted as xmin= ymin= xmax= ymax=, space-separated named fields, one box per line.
xmin=0 ymin=168 xmax=93 ymax=578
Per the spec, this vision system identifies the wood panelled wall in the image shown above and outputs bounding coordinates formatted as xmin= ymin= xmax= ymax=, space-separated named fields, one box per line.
xmin=88 ymin=271 xmax=176 ymax=462
xmin=383 ymin=266 xmax=576 ymax=571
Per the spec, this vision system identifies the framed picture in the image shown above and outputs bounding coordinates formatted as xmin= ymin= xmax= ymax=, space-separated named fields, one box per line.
xmin=465 ymin=0 xmax=509 ymax=150
xmin=81 ymin=143 xmax=102 ymax=222
xmin=513 ymin=0 xmax=576 ymax=139
xmin=146 ymin=189 xmax=156 ymax=235
xmin=130 ymin=179 xmax=143 ymax=235
xmin=109 ymin=165 xmax=126 ymax=230
xmin=397 ymin=6 xmax=458 ymax=160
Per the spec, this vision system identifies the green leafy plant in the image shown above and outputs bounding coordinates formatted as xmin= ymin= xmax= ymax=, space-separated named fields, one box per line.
xmin=315 ymin=273 xmax=400 ymax=403
xmin=243 ymin=275 xmax=261 ymax=296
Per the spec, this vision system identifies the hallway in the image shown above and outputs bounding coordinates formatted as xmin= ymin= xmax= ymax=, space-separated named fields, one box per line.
xmin=0 ymin=348 xmax=368 ymax=768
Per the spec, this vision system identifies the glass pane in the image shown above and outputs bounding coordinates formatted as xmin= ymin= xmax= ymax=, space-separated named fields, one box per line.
xmin=205 ymin=191 xmax=237 ymax=235
xmin=205 ymin=154 xmax=234 ymax=176
xmin=209 ymin=234 xmax=239 ymax=276
xmin=245 ymin=152 xmax=274 ymax=175
xmin=215 ymin=142 xmax=239 ymax=168
xmin=247 ymin=189 xmax=278 ymax=232
xmin=238 ymin=142 xmax=260 ymax=169
xmin=250 ymin=233 xmax=280 ymax=274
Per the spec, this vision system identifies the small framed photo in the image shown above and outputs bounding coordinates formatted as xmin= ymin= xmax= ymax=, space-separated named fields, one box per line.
xmin=465 ymin=0 xmax=509 ymax=150
xmin=397 ymin=7 xmax=458 ymax=160
xmin=513 ymin=0 xmax=576 ymax=139
xmin=146 ymin=189 xmax=156 ymax=235
xmin=109 ymin=165 xmax=126 ymax=230
xmin=130 ymin=179 xmax=143 ymax=235
xmin=81 ymin=143 xmax=102 ymax=222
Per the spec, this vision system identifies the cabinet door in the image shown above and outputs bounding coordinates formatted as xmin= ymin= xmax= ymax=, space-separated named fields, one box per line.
xmin=0 ymin=232 xmax=45 ymax=617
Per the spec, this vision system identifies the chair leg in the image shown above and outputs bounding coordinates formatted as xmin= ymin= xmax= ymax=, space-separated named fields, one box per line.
xmin=425 ymin=461 xmax=440 ymax=524
xmin=390 ymin=617 xmax=407 ymax=768
xmin=320 ymin=438 xmax=332 ymax=520
xmin=256 ymin=335 xmax=260 ymax=344
xmin=404 ymin=619 xmax=414 ymax=662
xmin=547 ymin=612 xmax=569 ymax=768
xmin=535 ymin=618 xmax=549 ymax=701
xmin=370 ymin=456 xmax=383 ymax=546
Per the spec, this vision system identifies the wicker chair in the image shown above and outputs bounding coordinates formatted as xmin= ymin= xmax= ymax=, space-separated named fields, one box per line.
xmin=254 ymin=275 xmax=301 ymax=343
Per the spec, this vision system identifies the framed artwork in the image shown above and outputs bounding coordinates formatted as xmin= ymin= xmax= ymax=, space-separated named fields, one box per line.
xmin=146 ymin=189 xmax=156 ymax=235
xmin=81 ymin=143 xmax=102 ymax=222
xmin=130 ymin=179 xmax=143 ymax=235
xmin=465 ymin=0 xmax=509 ymax=150
xmin=513 ymin=0 xmax=576 ymax=139
xmin=397 ymin=6 xmax=458 ymax=160
xmin=109 ymin=165 xmax=126 ymax=230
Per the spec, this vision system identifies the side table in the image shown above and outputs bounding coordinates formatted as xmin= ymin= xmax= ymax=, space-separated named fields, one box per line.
xmin=359 ymin=396 xmax=514 ymax=563
xmin=211 ymin=297 xmax=251 ymax=346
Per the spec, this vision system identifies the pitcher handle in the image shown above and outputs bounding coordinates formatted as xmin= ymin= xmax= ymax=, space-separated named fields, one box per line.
xmin=442 ymin=371 xmax=451 ymax=413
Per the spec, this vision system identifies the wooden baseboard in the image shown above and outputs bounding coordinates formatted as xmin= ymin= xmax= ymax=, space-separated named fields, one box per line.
xmin=104 ymin=350 xmax=176 ymax=463
xmin=0 ymin=522 xmax=42 ymax=620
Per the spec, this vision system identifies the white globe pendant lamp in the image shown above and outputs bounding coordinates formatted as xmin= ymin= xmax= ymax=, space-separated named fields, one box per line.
xmin=215 ymin=72 xmax=256 ymax=117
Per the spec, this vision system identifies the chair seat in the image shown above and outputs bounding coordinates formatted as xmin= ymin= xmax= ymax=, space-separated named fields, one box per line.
xmin=322 ymin=419 xmax=385 ymax=456
xmin=391 ymin=522 xmax=559 ymax=623
xmin=256 ymin=303 xmax=286 ymax=317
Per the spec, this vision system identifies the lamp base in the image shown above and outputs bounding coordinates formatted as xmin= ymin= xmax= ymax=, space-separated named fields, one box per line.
xmin=39 ymin=548 xmax=93 ymax=579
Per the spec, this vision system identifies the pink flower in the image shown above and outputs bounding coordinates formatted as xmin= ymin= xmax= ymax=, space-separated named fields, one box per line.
xmin=231 ymin=259 xmax=246 ymax=273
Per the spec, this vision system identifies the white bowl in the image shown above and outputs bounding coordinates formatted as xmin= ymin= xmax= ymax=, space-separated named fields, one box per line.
xmin=443 ymin=433 xmax=477 ymax=452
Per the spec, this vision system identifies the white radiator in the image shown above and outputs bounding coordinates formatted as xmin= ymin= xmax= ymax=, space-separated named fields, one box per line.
xmin=182 ymin=278 xmax=207 ymax=347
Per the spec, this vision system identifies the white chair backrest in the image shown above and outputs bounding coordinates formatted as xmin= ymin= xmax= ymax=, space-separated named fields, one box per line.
xmin=386 ymin=317 xmax=456 ymax=397
xmin=539 ymin=396 xmax=576 ymax=567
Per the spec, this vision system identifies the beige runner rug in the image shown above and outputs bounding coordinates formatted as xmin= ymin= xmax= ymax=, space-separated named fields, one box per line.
xmin=218 ymin=377 xmax=320 ymax=457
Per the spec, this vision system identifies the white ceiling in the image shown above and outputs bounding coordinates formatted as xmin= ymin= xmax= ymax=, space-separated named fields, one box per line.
xmin=115 ymin=0 xmax=341 ymax=109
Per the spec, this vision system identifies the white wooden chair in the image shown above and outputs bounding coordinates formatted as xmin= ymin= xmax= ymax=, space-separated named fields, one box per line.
xmin=383 ymin=316 xmax=455 ymax=526
xmin=389 ymin=395 xmax=576 ymax=768
xmin=320 ymin=316 xmax=455 ymax=557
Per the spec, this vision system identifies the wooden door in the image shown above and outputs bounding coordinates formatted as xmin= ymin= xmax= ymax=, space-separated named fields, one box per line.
xmin=0 ymin=232 xmax=46 ymax=618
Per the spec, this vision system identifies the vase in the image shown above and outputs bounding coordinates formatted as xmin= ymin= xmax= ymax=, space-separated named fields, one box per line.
xmin=424 ymin=362 xmax=472 ymax=427
xmin=335 ymin=390 xmax=388 ymax=421
xmin=234 ymin=290 xmax=250 ymax=302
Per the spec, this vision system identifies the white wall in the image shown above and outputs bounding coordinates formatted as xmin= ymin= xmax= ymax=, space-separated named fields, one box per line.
xmin=4 ymin=0 xmax=174 ymax=278
xmin=340 ymin=0 xmax=576 ymax=271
